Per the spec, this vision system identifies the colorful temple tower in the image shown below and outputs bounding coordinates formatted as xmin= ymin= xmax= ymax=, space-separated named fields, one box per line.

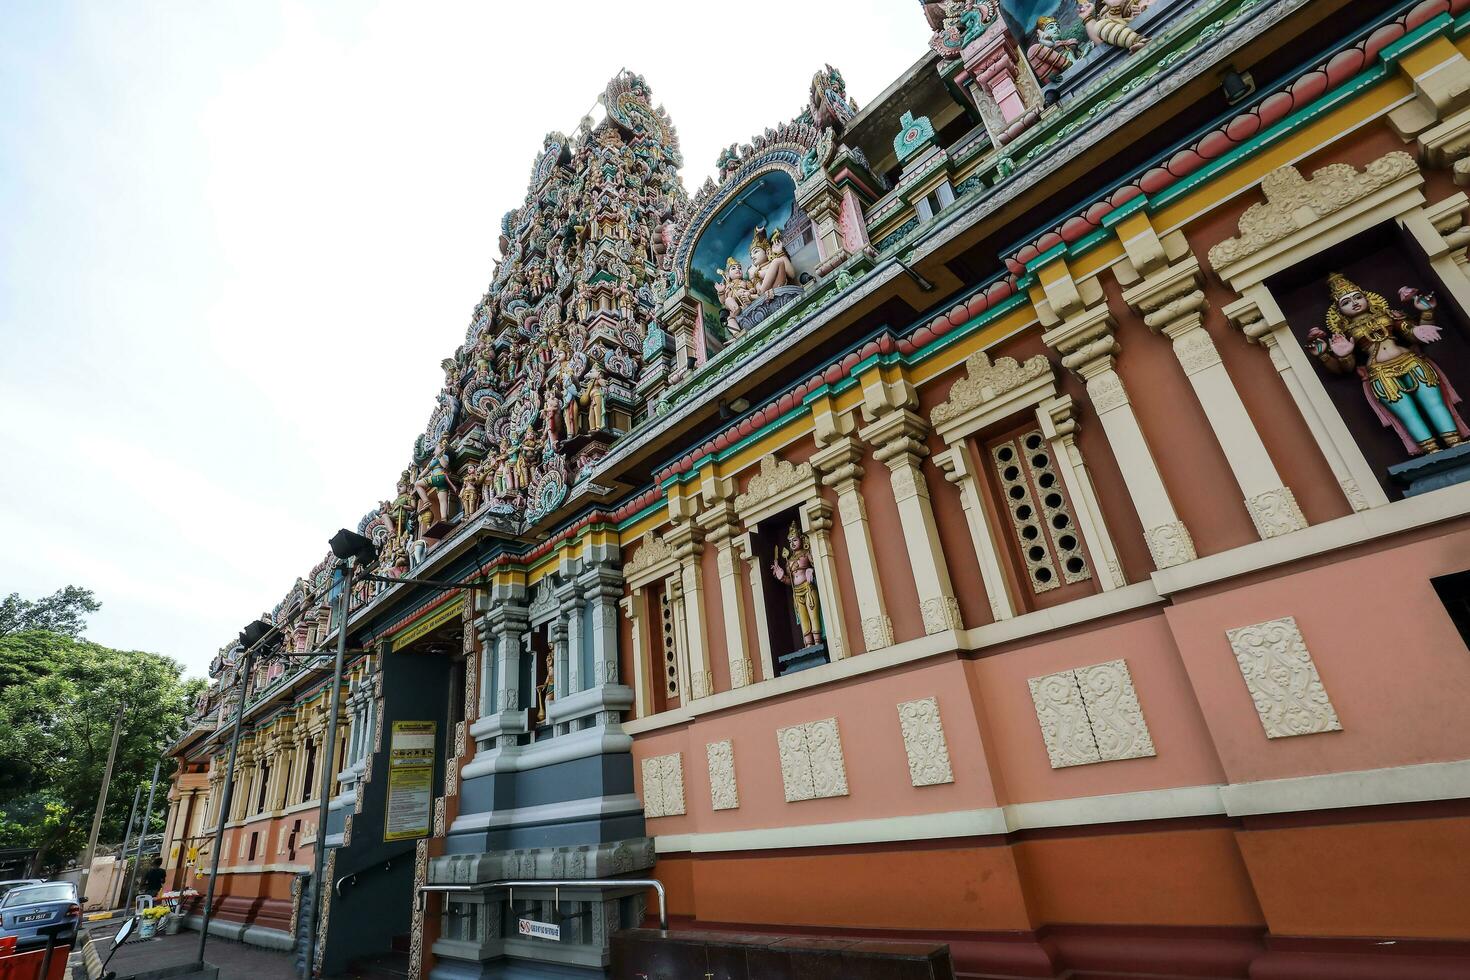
xmin=162 ymin=1 xmax=1470 ymax=976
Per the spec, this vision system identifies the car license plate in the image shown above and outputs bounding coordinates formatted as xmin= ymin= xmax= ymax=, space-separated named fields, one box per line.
xmin=17 ymin=911 xmax=49 ymax=923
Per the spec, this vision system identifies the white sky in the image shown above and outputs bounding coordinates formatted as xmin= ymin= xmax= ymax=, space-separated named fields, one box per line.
xmin=0 ymin=1 xmax=929 ymax=679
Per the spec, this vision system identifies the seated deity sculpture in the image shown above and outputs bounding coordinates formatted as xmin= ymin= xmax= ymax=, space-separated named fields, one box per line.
xmin=1306 ymin=273 xmax=1469 ymax=456
xmin=748 ymin=225 xmax=796 ymax=298
xmin=715 ymin=257 xmax=758 ymax=322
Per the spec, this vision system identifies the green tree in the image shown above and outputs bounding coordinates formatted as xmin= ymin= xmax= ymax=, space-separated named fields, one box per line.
xmin=0 ymin=632 xmax=202 ymax=874
xmin=0 ymin=586 xmax=101 ymax=639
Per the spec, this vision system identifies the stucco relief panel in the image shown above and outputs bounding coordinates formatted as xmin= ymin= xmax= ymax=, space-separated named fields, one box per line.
xmin=896 ymin=697 xmax=954 ymax=787
xmin=1225 ymin=616 xmax=1342 ymax=738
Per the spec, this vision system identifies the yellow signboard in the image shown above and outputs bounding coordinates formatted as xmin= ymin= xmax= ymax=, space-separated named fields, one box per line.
xmin=384 ymin=721 xmax=436 ymax=842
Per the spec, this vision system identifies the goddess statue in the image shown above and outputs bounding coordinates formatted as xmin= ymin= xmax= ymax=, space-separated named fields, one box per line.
xmin=1307 ymin=273 xmax=1468 ymax=455
xmin=583 ymin=364 xmax=608 ymax=432
xmin=1078 ymin=0 xmax=1152 ymax=53
xmin=458 ymin=463 xmax=481 ymax=516
xmin=413 ymin=436 xmax=458 ymax=525
xmin=715 ymin=257 xmax=757 ymax=320
xmin=770 ymin=521 xmax=823 ymax=649
xmin=535 ymin=649 xmax=555 ymax=725
xmin=749 ymin=226 xmax=796 ymax=298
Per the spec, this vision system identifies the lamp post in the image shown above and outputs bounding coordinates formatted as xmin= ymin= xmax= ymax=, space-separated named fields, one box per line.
xmin=77 ymin=702 xmax=126 ymax=904
xmin=195 ymin=619 xmax=273 ymax=967
xmin=302 ymin=529 xmax=378 ymax=979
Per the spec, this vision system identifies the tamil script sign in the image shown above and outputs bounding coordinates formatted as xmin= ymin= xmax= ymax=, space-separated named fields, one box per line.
xmin=517 ymin=917 xmax=561 ymax=941
xmin=384 ymin=721 xmax=436 ymax=842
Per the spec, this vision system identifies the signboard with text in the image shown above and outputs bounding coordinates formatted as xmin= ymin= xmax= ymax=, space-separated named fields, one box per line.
xmin=384 ymin=721 xmax=436 ymax=842
xmin=518 ymin=918 xmax=561 ymax=941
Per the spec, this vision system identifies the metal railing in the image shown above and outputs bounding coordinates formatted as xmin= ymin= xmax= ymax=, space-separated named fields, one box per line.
xmin=334 ymin=847 xmax=417 ymax=899
xmin=417 ymin=878 xmax=667 ymax=930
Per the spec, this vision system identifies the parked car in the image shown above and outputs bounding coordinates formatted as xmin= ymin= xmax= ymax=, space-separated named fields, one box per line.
xmin=0 ymin=880 xmax=41 ymax=901
xmin=0 ymin=881 xmax=80 ymax=951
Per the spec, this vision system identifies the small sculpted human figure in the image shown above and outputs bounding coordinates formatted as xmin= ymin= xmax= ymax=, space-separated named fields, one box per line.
xmin=1306 ymin=272 xmax=1468 ymax=455
xmin=458 ymin=463 xmax=481 ymax=517
xmin=748 ymin=226 xmax=796 ymax=298
xmin=413 ymin=437 xmax=458 ymax=525
xmin=1028 ymin=16 xmax=1085 ymax=82
xmin=770 ymin=521 xmax=823 ymax=648
xmin=535 ymin=650 xmax=555 ymax=725
xmin=584 ymin=364 xmax=608 ymax=431
xmin=716 ymin=257 xmax=757 ymax=320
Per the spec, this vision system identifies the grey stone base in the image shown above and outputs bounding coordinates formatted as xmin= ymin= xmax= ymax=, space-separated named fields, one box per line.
xmin=181 ymin=915 xmax=294 ymax=952
xmin=1389 ymin=441 xmax=1470 ymax=497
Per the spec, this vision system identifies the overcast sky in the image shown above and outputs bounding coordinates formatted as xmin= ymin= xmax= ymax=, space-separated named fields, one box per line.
xmin=0 ymin=2 xmax=928 ymax=679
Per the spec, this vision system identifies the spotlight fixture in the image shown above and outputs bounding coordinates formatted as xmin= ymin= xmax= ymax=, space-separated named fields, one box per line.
xmin=328 ymin=528 xmax=379 ymax=565
xmin=1222 ymin=68 xmax=1255 ymax=105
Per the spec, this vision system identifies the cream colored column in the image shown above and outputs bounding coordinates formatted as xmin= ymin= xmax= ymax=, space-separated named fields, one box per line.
xmin=1037 ymin=395 xmax=1128 ymax=589
xmin=666 ymin=523 xmax=713 ymax=699
xmin=859 ymin=408 xmax=961 ymax=633
xmin=619 ymin=591 xmax=653 ymax=716
xmin=1120 ymin=254 xmax=1307 ymax=539
xmin=1042 ymin=304 xmax=1196 ymax=569
xmin=798 ymin=498 xmax=850 ymax=661
xmin=934 ymin=440 xmax=1018 ymax=621
xmin=1223 ymin=293 xmax=1387 ymax=512
xmin=811 ymin=436 xmax=894 ymax=650
xmin=734 ymin=534 xmax=776 ymax=682
xmin=699 ymin=501 xmax=754 ymax=688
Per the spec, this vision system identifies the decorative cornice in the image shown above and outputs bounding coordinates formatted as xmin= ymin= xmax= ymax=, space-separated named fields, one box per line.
xmin=930 ymin=352 xmax=1052 ymax=426
xmin=623 ymin=534 xmax=674 ymax=575
xmin=733 ymin=455 xmax=815 ymax=512
xmin=1207 ymin=151 xmax=1420 ymax=270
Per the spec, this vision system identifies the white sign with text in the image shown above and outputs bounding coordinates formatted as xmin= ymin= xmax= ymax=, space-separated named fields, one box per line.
xmin=518 ymin=918 xmax=561 ymax=942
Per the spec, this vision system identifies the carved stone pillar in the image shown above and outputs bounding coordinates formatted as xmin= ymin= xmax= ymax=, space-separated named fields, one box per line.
xmin=812 ymin=436 xmax=893 ymax=650
xmin=1222 ymin=294 xmax=1385 ymax=512
xmin=797 ymin=498 xmax=850 ymax=661
xmin=579 ymin=561 xmax=623 ymax=690
xmin=955 ymin=20 xmax=1042 ymax=147
xmin=548 ymin=617 xmax=569 ymax=736
xmin=795 ymin=176 xmax=849 ymax=275
xmin=666 ymin=523 xmax=713 ymax=699
xmin=697 ymin=500 xmax=753 ymax=688
xmin=556 ymin=571 xmax=585 ymax=698
xmin=859 ymin=409 xmax=961 ymax=634
xmin=1121 ymin=255 xmax=1307 ymax=539
xmin=733 ymin=535 xmax=776 ymax=682
xmin=1043 ymin=306 xmax=1196 ymax=569
xmin=934 ymin=440 xmax=1018 ymax=621
xmin=619 ymin=591 xmax=653 ymax=716
xmin=1037 ymin=396 xmax=1128 ymax=590
xmin=477 ymin=589 xmax=529 ymax=751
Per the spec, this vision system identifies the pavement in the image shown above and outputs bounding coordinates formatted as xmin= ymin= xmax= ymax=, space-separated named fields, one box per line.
xmin=74 ymin=919 xmax=298 ymax=980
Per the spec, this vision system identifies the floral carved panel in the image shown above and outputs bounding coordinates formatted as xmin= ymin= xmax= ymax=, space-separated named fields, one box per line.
xmin=1073 ymin=660 xmax=1155 ymax=762
xmin=706 ymin=740 xmax=739 ymax=811
xmin=1028 ymin=669 xmax=1101 ymax=769
xmin=1225 ymin=617 xmax=1342 ymax=739
xmin=777 ymin=719 xmax=848 ymax=802
xmin=896 ymin=697 xmax=954 ymax=787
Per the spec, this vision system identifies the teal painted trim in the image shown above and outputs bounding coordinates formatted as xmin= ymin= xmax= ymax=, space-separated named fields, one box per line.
xmin=617 ymin=499 xmax=665 ymax=531
xmin=1455 ymin=10 xmax=1470 ymax=35
xmin=1100 ymin=193 xmax=1151 ymax=228
xmin=1024 ymin=243 xmax=1068 ymax=274
xmin=1150 ymin=61 xmax=1391 ymax=211
xmin=1059 ymin=225 xmax=1115 ymax=263
xmin=1377 ymin=12 xmax=1453 ymax=64
xmin=800 ymin=382 xmax=836 ymax=407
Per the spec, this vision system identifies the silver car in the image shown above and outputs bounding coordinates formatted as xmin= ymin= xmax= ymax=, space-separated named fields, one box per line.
xmin=0 ymin=881 xmax=81 ymax=951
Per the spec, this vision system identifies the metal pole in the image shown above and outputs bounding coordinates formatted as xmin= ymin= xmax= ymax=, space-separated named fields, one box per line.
xmin=78 ymin=703 xmax=126 ymax=904
xmin=305 ymin=560 xmax=354 ymax=978
xmin=125 ymin=759 xmax=163 ymax=912
xmin=195 ymin=644 xmax=258 ymax=967
xmin=115 ymin=786 xmax=144 ymax=914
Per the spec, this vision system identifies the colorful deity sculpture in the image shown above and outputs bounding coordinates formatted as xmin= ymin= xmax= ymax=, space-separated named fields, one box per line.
xmin=770 ymin=521 xmax=823 ymax=648
xmin=716 ymin=257 xmax=758 ymax=320
xmin=749 ymin=225 xmax=796 ymax=298
xmin=583 ymin=364 xmax=608 ymax=432
xmin=1078 ymin=0 xmax=1152 ymax=53
xmin=1028 ymin=15 xmax=1086 ymax=82
xmin=413 ymin=436 xmax=457 ymax=525
xmin=1307 ymin=273 xmax=1468 ymax=456
xmin=535 ymin=649 xmax=555 ymax=725
xmin=390 ymin=470 xmax=416 ymax=541
xmin=458 ymin=462 xmax=481 ymax=516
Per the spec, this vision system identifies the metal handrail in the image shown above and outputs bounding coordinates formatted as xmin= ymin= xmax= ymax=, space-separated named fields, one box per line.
xmin=417 ymin=878 xmax=667 ymax=930
xmin=334 ymin=847 xmax=417 ymax=898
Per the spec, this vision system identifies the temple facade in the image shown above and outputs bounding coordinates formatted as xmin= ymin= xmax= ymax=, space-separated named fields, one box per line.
xmin=161 ymin=0 xmax=1470 ymax=976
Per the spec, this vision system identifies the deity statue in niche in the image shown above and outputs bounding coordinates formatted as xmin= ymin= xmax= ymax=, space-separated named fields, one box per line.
xmin=715 ymin=257 xmax=758 ymax=321
xmin=1307 ymin=273 xmax=1469 ymax=455
xmin=749 ymin=226 xmax=796 ymax=298
xmin=535 ymin=649 xmax=555 ymax=725
xmin=414 ymin=436 xmax=458 ymax=525
xmin=458 ymin=463 xmax=481 ymax=517
xmin=770 ymin=521 xmax=823 ymax=649
xmin=583 ymin=363 xmax=608 ymax=432
xmin=390 ymin=470 xmax=416 ymax=541
xmin=1078 ymin=0 xmax=1151 ymax=53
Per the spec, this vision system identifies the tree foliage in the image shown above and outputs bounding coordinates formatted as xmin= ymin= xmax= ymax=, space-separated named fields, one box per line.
xmin=0 ymin=591 xmax=201 ymax=875
xmin=0 ymin=586 xmax=101 ymax=640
